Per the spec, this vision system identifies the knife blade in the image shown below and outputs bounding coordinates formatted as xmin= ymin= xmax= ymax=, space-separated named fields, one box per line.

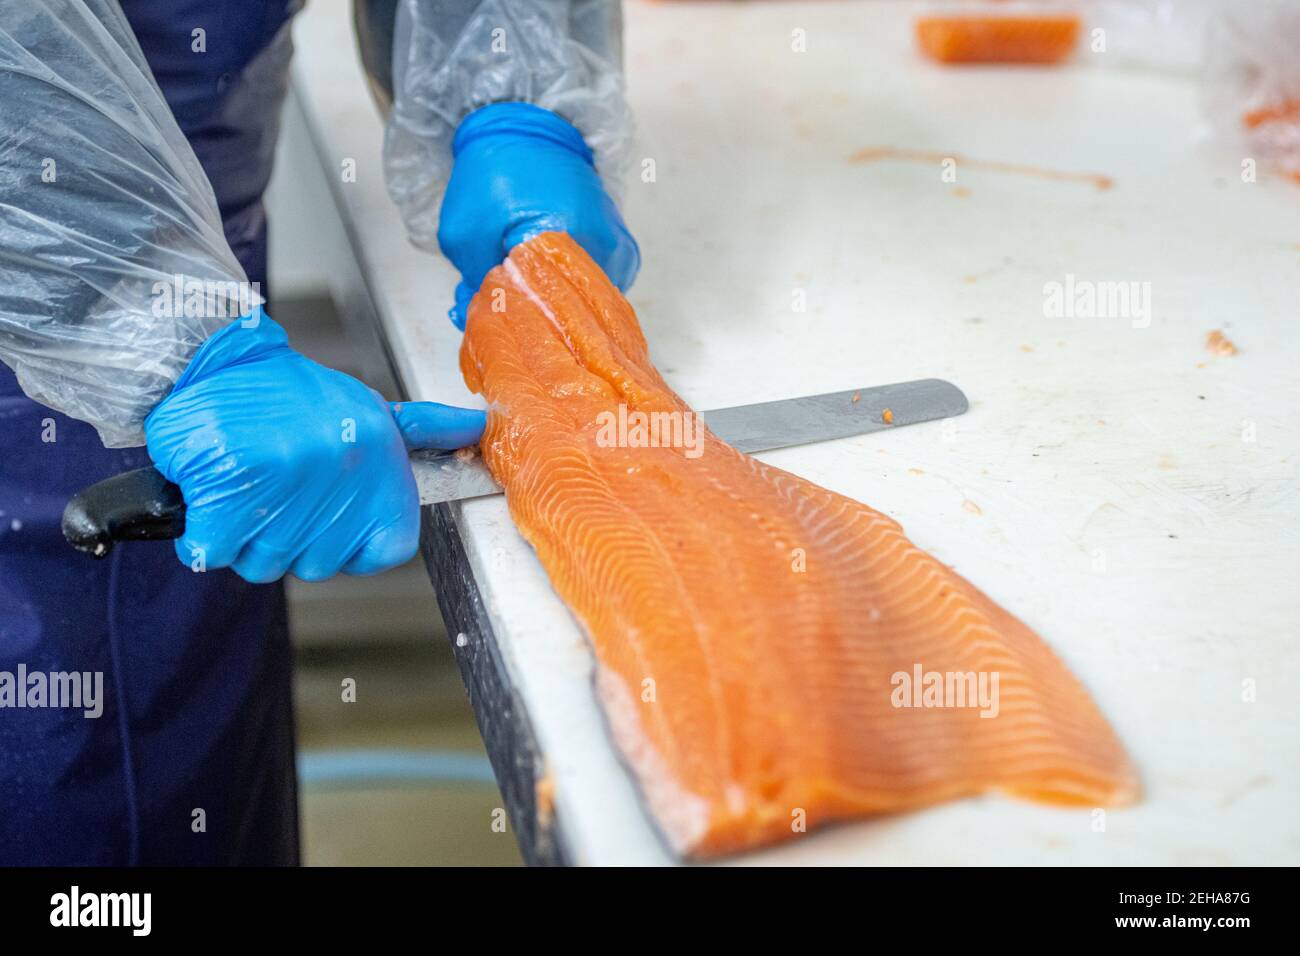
xmin=61 ymin=378 xmax=968 ymax=557
xmin=411 ymin=377 xmax=967 ymax=505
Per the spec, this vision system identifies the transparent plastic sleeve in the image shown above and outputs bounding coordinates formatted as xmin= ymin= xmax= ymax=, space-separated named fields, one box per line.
xmin=0 ymin=0 xmax=250 ymax=448
xmin=383 ymin=0 xmax=632 ymax=253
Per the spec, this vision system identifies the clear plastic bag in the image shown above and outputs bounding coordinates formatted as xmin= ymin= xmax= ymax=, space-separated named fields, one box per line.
xmin=1202 ymin=0 xmax=1300 ymax=179
xmin=383 ymin=0 xmax=633 ymax=253
xmin=0 ymin=0 xmax=248 ymax=447
xmin=1082 ymin=1 xmax=1222 ymax=74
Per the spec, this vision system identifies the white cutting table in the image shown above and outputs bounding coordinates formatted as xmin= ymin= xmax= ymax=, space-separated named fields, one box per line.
xmin=290 ymin=0 xmax=1299 ymax=865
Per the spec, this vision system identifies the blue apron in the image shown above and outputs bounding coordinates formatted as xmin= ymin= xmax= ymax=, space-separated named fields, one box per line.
xmin=0 ymin=0 xmax=302 ymax=865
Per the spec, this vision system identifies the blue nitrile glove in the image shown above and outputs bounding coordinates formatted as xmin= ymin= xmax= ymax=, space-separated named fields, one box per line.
xmin=438 ymin=102 xmax=640 ymax=329
xmin=143 ymin=311 xmax=486 ymax=583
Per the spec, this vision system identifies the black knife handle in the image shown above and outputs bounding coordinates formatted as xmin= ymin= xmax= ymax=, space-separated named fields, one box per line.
xmin=61 ymin=466 xmax=186 ymax=558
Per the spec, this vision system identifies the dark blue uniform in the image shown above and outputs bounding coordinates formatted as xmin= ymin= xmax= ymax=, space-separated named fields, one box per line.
xmin=0 ymin=0 xmax=302 ymax=865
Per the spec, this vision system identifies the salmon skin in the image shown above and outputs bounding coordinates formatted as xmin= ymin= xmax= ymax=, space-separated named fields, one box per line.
xmin=916 ymin=15 xmax=1081 ymax=65
xmin=461 ymin=233 xmax=1138 ymax=858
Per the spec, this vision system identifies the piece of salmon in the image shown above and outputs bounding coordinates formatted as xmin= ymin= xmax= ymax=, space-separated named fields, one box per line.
xmin=461 ymin=232 xmax=1138 ymax=858
xmin=916 ymin=15 xmax=1081 ymax=65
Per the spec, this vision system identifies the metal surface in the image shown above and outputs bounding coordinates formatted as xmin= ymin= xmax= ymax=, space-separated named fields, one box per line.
xmin=410 ymin=449 xmax=503 ymax=505
xmin=410 ymin=378 xmax=968 ymax=505
xmin=703 ymin=378 xmax=969 ymax=453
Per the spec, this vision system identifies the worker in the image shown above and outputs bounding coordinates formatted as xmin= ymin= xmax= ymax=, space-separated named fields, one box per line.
xmin=0 ymin=0 xmax=638 ymax=864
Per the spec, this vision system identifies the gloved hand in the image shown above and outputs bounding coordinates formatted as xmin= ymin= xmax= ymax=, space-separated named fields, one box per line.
xmin=438 ymin=102 xmax=639 ymax=329
xmin=144 ymin=312 xmax=486 ymax=583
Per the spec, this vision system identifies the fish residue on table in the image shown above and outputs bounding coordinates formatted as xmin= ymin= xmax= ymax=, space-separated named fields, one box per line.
xmin=461 ymin=232 xmax=1138 ymax=858
xmin=1205 ymin=329 xmax=1239 ymax=356
xmin=851 ymin=146 xmax=1114 ymax=191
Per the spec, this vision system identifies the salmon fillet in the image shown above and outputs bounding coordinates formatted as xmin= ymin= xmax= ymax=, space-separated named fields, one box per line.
xmin=916 ymin=15 xmax=1081 ymax=65
xmin=461 ymin=233 xmax=1138 ymax=858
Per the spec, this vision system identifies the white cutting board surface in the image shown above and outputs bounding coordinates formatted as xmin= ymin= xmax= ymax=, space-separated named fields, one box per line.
xmin=291 ymin=0 xmax=1300 ymax=865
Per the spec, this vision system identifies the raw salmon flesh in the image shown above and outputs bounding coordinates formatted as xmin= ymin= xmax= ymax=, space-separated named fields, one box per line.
xmin=916 ymin=15 xmax=1081 ymax=65
xmin=461 ymin=232 xmax=1138 ymax=859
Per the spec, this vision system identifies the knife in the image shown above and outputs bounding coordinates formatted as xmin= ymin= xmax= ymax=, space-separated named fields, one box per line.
xmin=61 ymin=378 xmax=968 ymax=557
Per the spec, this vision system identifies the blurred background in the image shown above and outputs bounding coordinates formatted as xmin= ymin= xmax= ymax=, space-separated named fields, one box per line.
xmin=265 ymin=87 xmax=519 ymax=866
